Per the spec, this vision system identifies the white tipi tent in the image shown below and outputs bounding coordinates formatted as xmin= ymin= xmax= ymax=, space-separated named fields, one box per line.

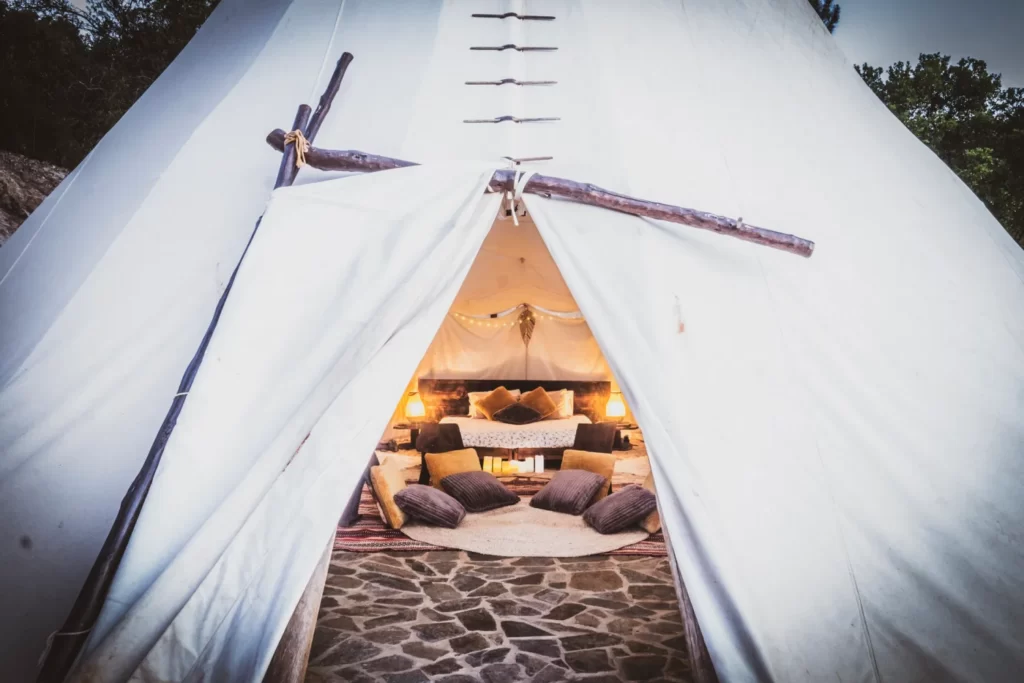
xmin=2 ymin=1 xmax=1023 ymax=682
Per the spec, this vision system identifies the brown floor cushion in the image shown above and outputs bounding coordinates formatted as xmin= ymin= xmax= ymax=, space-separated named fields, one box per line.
xmin=440 ymin=470 xmax=520 ymax=512
xmin=530 ymin=469 xmax=607 ymax=516
xmin=583 ymin=484 xmax=658 ymax=534
xmin=394 ymin=484 xmax=466 ymax=528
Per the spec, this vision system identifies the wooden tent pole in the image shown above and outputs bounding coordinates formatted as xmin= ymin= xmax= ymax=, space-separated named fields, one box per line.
xmin=264 ymin=130 xmax=815 ymax=258
xmin=35 ymin=53 xmax=354 ymax=683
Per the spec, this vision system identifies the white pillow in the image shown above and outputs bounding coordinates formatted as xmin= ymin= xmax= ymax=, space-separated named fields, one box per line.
xmin=547 ymin=389 xmax=574 ymax=418
xmin=467 ymin=389 xmax=521 ymax=418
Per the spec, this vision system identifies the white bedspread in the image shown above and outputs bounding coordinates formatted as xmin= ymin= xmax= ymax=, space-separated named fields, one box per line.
xmin=440 ymin=415 xmax=591 ymax=449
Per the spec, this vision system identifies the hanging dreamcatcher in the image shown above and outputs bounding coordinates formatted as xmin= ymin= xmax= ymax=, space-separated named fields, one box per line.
xmin=517 ymin=306 xmax=536 ymax=347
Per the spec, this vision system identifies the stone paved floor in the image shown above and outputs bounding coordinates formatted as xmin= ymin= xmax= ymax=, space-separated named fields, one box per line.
xmin=306 ymin=550 xmax=693 ymax=683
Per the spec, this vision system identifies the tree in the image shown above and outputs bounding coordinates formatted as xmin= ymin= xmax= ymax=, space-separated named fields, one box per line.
xmin=808 ymin=0 xmax=841 ymax=33
xmin=1 ymin=0 xmax=218 ymax=168
xmin=856 ymin=54 xmax=1024 ymax=246
xmin=0 ymin=4 xmax=93 ymax=165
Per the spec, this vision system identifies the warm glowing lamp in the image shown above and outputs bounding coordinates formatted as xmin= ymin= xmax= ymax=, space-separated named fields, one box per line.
xmin=405 ymin=391 xmax=425 ymax=421
xmin=605 ymin=392 xmax=626 ymax=419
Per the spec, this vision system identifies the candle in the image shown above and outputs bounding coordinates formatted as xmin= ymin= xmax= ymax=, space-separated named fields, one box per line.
xmin=482 ymin=455 xmax=493 ymax=473
xmin=534 ymin=454 xmax=545 ymax=473
xmin=521 ymin=458 xmax=534 ymax=473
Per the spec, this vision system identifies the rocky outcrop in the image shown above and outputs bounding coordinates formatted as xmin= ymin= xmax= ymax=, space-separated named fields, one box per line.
xmin=0 ymin=151 xmax=68 ymax=247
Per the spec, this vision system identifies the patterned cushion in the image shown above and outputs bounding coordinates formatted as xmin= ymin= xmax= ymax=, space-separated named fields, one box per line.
xmin=425 ymin=448 xmax=480 ymax=489
xmin=369 ymin=459 xmax=408 ymax=529
xmin=492 ymin=402 xmax=543 ymax=425
xmin=473 ymin=386 xmax=518 ymax=420
xmin=639 ymin=471 xmax=661 ymax=533
xmin=394 ymin=484 xmax=466 ymax=529
xmin=529 ymin=469 xmax=607 ymax=516
xmin=562 ymin=449 xmax=617 ymax=502
xmin=519 ymin=387 xmax=559 ymax=419
xmin=583 ymin=485 xmax=659 ymax=534
xmin=440 ymin=470 xmax=520 ymax=513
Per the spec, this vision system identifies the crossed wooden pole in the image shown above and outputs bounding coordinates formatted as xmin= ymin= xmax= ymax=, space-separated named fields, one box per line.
xmin=264 ymin=81 xmax=815 ymax=259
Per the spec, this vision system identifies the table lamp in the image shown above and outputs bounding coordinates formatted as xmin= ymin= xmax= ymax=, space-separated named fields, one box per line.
xmin=605 ymin=391 xmax=626 ymax=420
xmin=405 ymin=391 xmax=425 ymax=420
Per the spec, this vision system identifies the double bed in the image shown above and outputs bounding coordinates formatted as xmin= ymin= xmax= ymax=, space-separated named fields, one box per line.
xmin=417 ymin=378 xmax=610 ymax=452
xmin=440 ymin=414 xmax=591 ymax=449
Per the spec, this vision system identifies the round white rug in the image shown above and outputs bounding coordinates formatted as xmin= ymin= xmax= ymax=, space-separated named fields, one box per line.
xmin=400 ymin=497 xmax=649 ymax=557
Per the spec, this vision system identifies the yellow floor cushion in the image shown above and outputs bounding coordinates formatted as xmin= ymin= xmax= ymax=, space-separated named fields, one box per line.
xmin=473 ymin=386 xmax=518 ymax=420
xmin=370 ymin=458 xmax=408 ymax=530
xmin=425 ymin=448 xmax=481 ymax=489
xmin=639 ymin=470 xmax=661 ymax=533
xmin=561 ymin=449 xmax=616 ymax=502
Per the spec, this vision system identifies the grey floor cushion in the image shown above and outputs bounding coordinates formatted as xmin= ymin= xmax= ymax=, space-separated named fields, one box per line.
xmin=530 ymin=469 xmax=607 ymax=516
xmin=583 ymin=484 xmax=658 ymax=534
xmin=440 ymin=470 xmax=520 ymax=513
xmin=394 ymin=484 xmax=466 ymax=528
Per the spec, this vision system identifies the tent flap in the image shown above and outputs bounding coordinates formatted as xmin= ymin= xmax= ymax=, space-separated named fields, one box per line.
xmin=71 ymin=165 xmax=500 ymax=682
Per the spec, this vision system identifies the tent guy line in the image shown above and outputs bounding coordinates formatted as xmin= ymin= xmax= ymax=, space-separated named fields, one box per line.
xmin=265 ymin=129 xmax=817 ymax=258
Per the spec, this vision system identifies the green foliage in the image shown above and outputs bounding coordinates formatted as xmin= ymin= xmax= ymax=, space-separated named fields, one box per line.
xmin=856 ymin=54 xmax=1024 ymax=246
xmin=0 ymin=0 xmax=217 ymax=168
xmin=808 ymin=0 xmax=841 ymax=33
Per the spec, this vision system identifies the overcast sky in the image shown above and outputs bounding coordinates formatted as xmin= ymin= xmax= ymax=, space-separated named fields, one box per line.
xmin=833 ymin=0 xmax=1024 ymax=87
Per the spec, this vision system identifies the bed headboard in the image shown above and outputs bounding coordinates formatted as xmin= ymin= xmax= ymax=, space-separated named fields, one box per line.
xmin=417 ymin=379 xmax=611 ymax=423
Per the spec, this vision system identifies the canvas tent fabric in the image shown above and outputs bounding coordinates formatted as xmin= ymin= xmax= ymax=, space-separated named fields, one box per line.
xmin=0 ymin=0 xmax=1022 ymax=682
xmin=71 ymin=165 xmax=502 ymax=682
xmin=415 ymin=216 xmax=611 ymax=381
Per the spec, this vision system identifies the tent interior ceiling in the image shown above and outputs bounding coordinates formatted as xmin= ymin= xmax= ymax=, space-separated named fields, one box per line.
xmin=447 ymin=213 xmax=578 ymax=315
xmin=413 ymin=214 xmax=612 ymax=383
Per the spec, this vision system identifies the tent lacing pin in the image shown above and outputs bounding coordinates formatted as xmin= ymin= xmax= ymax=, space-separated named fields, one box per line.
xmin=504 ymin=164 xmax=537 ymax=226
xmin=734 ymin=217 xmax=744 ymax=230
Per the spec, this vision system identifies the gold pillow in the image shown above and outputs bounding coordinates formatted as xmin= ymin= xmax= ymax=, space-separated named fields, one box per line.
xmin=562 ymin=449 xmax=616 ymax=502
xmin=370 ymin=459 xmax=408 ymax=529
xmin=639 ymin=470 xmax=661 ymax=533
xmin=473 ymin=386 xmax=518 ymax=420
xmin=425 ymin=448 xmax=481 ymax=489
xmin=519 ymin=387 xmax=559 ymax=419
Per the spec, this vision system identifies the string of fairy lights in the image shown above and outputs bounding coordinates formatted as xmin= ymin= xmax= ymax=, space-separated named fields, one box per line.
xmin=449 ymin=304 xmax=587 ymax=329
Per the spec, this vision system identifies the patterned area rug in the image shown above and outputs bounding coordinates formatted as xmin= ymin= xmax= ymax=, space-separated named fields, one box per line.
xmin=335 ymin=478 xmax=667 ymax=556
